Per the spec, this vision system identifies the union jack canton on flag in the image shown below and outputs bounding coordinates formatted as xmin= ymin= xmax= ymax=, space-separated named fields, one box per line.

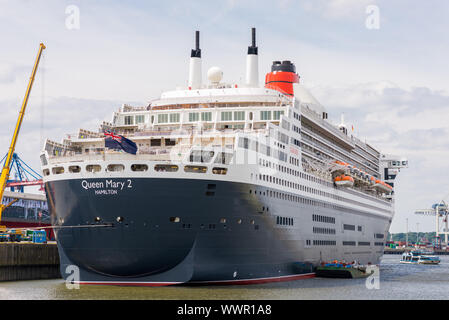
xmin=104 ymin=131 xmax=138 ymax=155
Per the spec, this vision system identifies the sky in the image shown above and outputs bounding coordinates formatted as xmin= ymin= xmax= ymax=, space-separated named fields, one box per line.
xmin=0 ymin=0 xmax=448 ymax=233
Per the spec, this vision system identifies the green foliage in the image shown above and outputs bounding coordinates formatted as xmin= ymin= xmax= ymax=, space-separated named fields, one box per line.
xmin=388 ymin=232 xmax=438 ymax=244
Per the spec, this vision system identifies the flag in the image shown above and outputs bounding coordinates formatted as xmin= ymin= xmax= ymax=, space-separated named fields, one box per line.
xmin=104 ymin=131 xmax=138 ymax=155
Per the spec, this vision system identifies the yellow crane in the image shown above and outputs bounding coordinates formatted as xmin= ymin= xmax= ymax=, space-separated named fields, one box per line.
xmin=0 ymin=43 xmax=46 ymax=230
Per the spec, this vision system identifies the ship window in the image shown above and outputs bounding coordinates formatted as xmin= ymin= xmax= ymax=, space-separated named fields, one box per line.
xmin=214 ymin=152 xmax=233 ymax=165
xmin=151 ymin=139 xmax=161 ymax=147
xmin=86 ymin=165 xmax=101 ymax=172
xmin=131 ymin=164 xmax=148 ymax=172
xmin=212 ymin=167 xmax=227 ymax=175
xmin=169 ymin=217 xmax=180 ymax=223
xmin=40 ymin=154 xmax=48 ymax=166
xmin=124 ymin=116 xmax=134 ymax=125
xmin=237 ymin=219 xmax=242 ymax=224
xmin=52 ymin=167 xmax=65 ymax=174
xmin=154 ymin=164 xmax=178 ymax=172
xmin=234 ymin=111 xmax=245 ymax=121
xmin=189 ymin=150 xmax=215 ymax=163
xmin=221 ymin=111 xmax=232 ymax=121
xmin=260 ymin=111 xmax=271 ymax=120
xmin=135 ymin=115 xmax=145 ymax=124
xmin=158 ymin=114 xmax=168 ymax=123
xmin=273 ymin=110 xmax=284 ymax=120
xmin=165 ymin=139 xmax=176 ymax=146
xmin=107 ymin=164 xmax=125 ymax=172
xmin=201 ymin=112 xmax=212 ymax=121
xmin=184 ymin=165 xmax=207 ymax=173
xmin=69 ymin=165 xmax=81 ymax=173
xmin=170 ymin=113 xmax=180 ymax=123
xmin=43 ymin=169 xmax=50 ymax=176
xmin=220 ymin=218 xmax=226 ymax=223
xmin=189 ymin=112 xmax=199 ymax=122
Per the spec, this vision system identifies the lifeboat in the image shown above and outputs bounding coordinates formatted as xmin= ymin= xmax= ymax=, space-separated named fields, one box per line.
xmin=374 ymin=180 xmax=393 ymax=193
xmin=334 ymin=175 xmax=354 ymax=187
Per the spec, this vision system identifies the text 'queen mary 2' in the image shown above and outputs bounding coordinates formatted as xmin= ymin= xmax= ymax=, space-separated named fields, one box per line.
xmin=40 ymin=28 xmax=408 ymax=286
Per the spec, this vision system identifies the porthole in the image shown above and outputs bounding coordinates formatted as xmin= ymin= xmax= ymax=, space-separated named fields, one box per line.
xmin=69 ymin=165 xmax=81 ymax=173
xmin=107 ymin=164 xmax=125 ymax=172
xmin=52 ymin=167 xmax=65 ymax=174
xmin=86 ymin=164 xmax=101 ymax=172
xmin=131 ymin=164 xmax=148 ymax=172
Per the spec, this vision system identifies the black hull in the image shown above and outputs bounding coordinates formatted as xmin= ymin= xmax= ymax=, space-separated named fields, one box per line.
xmin=46 ymin=177 xmax=384 ymax=285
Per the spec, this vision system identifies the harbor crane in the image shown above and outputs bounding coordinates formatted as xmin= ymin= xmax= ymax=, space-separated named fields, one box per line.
xmin=415 ymin=200 xmax=449 ymax=247
xmin=0 ymin=43 xmax=46 ymax=230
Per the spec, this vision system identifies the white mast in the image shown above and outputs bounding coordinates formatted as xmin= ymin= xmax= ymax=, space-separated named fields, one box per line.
xmin=245 ymin=27 xmax=259 ymax=87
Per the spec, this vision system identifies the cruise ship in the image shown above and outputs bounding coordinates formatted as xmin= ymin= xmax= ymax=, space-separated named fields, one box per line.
xmin=40 ymin=29 xmax=408 ymax=286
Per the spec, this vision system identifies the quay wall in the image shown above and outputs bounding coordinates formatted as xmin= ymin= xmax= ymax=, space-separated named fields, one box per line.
xmin=0 ymin=243 xmax=61 ymax=281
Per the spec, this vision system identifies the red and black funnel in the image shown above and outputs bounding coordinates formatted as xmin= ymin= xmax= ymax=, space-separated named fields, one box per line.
xmin=264 ymin=60 xmax=299 ymax=96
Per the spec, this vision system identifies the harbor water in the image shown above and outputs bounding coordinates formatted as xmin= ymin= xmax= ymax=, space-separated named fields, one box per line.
xmin=1 ymin=254 xmax=449 ymax=300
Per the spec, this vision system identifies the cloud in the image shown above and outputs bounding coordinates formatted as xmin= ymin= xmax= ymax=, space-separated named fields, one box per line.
xmin=301 ymin=0 xmax=375 ymax=19
xmin=308 ymin=82 xmax=449 ymax=232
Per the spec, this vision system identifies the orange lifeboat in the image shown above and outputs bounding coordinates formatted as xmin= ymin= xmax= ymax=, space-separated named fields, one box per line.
xmin=374 ymin=179 xmax=393 ymax=193
xmin=334 ymin=175 xmax=354 ymax=187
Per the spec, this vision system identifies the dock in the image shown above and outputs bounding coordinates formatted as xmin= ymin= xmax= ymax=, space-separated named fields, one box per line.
xmin=0 ymin=243 xmax=61 ymax=281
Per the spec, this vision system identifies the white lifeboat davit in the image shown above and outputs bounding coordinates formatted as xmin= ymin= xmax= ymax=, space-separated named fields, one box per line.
xmin=334 ymin=175 xmax=354 ymax=187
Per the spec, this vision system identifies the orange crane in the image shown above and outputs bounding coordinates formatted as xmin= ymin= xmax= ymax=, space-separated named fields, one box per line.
xmin=0 ymin=43 xmax=46 ymax=230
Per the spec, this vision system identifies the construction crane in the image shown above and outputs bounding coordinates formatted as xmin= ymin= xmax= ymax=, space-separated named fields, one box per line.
xmin=0 ymin=43 xmax=46 ymax=229
xmin=0 ymin=153 xmax=43 ymax=192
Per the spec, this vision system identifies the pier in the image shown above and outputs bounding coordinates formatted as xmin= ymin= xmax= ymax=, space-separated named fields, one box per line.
xmin=0 ymin=243 xmax=60 ymax=281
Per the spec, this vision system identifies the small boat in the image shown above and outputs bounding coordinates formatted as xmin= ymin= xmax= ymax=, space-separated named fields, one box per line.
xmin=315 ymin=261 xmax=374 ymax=279
xmin=400 ymin=250 xmax=440 ymax=265
xmin=334 ymin=175 xmax=354 ymax=187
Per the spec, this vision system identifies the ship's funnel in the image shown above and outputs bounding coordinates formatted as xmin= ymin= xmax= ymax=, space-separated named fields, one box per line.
xmin=245 ymin=27 xmax=259 ymax=87
xmin=188 ymin=31 xmax=202 ymax=89
xmin=265 ymin=60 xmax=299 ymax=96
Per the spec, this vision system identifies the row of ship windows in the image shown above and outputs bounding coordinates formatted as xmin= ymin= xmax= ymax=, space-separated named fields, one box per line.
xmin=256 ymin=171 xmax=391 ymax=215
xmin=306 ymin=240 xmax=384 ymax=247
xmin=249 ymin=186 xmax=386 ymax=220
xmin=125 ymin=110 xmax=286 ymax=125
xmin=313 ymin=227 xmax=336 ymax=235
xmin=312 ymin=214 xmax=335 ymax=224
xmin=276 ymin=216 xmax=294 ymax=226
xmin=343 ymin=224 xmax=363 ymax=232
xmin=44 ymin=164 xmax=228 ymax=176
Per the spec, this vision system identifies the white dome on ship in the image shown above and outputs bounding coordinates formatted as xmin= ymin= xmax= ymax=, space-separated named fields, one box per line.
xmin=293 ymin=83 xmax=326 ymax=115
xmin=207 ymin=66 xmax=223 ymax=83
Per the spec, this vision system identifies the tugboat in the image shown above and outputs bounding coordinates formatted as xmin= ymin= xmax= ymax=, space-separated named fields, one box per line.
xmin=400 ymin=250 xmax=440 ymax=265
